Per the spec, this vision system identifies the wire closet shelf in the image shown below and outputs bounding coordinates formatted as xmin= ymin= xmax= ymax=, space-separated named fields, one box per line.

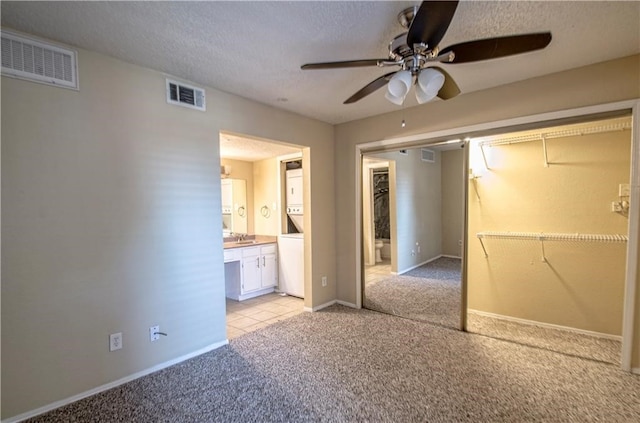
xmin=476 ymin=231 xmax=628 ymax=261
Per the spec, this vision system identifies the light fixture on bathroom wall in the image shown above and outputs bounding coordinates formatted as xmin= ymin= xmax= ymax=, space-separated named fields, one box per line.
xmin=220 ymin=165 xmax=232 ymax=178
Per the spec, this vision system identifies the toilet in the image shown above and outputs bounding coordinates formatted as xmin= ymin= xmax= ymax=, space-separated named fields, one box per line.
xmin=374 ymin=239 xmax=384 ymax=263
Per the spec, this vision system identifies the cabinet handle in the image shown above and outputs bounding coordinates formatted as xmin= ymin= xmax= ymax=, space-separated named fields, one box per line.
xmin=256 ymin=257 xmax=260 ymax=268
xmin=262 ymin=256 xmax=266 ymax=267
xmin=291 ymin=188 xmax=294 ymax=195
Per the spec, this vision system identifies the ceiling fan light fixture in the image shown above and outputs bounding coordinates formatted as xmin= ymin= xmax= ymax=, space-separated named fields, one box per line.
xmin=415 ymin=68 xmax=445 ymax=104
xmin=387 ymin=70 xmax=412 ymax=98
xmin=417 ymin=68 xmax=445 ymax=95
xmin=385 ymin=90 xmax=406 ymax=106
xmin=415 ymin=84 xmax=437 ymax=104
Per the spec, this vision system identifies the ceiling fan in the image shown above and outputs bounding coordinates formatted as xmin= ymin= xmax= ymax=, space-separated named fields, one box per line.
xmin=301 ymin=1 xmax=552 ymax=105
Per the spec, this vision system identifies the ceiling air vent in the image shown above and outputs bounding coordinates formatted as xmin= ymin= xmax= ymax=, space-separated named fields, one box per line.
xmin=166 ymin=79 xmax=206 ymax=111
xmin=421 ymin=148 xmax=435 ymax=163
xmin=1 ymin=30 xmax=78 ymax=90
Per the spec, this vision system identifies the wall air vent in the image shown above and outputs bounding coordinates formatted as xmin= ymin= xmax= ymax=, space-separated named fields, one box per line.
xmin=1 ymin=30 xmax=78 ymax=90
xmin=166 ymin=79 xmax=206 ymax=111
xmin=421 ymin=148 xmax=435 ymax=163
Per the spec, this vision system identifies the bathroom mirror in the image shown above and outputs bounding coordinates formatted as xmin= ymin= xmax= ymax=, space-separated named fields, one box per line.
xmin=221 ymin=178 xmax=247 ymax=235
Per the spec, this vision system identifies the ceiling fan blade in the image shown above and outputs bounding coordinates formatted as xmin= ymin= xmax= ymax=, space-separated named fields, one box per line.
xmin=301 ymin=59 xmax=389 ymax=70
xmin=430 ymin=66 xmax=460 ymax=100
xmin=407 ymin=1 xmax=459 ymax=50
xmin=344 ymin=72 xmax=397 ymax=104
xmin=440 ymin=33 xmax=552 ymax=63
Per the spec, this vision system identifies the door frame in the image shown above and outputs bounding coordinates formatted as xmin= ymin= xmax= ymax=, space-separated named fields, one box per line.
xmin=354 ymin=99 xmax=639 ymax=371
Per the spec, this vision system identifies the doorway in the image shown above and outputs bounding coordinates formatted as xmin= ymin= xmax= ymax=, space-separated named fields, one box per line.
xmin=219 ymin=132 xmax=310 ymax=338
xmin=465 ymin=116 xmax=632 ymax=364
xmin=358 ymin=112 xmax=635 ymax=367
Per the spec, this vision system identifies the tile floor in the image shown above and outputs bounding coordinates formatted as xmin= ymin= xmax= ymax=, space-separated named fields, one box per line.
xmin=364 ymin=259 xmax=392 ymax=286
xmin=226 ymin=293 xmax=304 ymax=339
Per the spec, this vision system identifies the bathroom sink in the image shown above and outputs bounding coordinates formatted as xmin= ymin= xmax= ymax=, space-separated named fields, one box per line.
xmin=236 ymin=240 xmax=257 ymax=245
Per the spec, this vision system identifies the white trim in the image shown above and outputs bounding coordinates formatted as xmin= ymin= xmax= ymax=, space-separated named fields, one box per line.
xmin=441 ymin=254 xmax=462 ymax=260
xmin=354 ymin=99 xmax=639 ymax=372
xmin=304 ymin=299 xmax=337 ymax=312
xmin=336 ymin=300 xmax=358 ymax=309
xmin=360 ymin=100 xmax=638 ymax=151
xmin=355 ymin=144 xmax=363 ymax=309
xmin=621 ymin=100 xmax=640 ymax=371
xmin=468 ymin=309 xmax=622 ymax=341
xmin=236 ymin=287 xmax=275 ymax=302
xmin=3 ymin=340 xmax=229 ymax=423
xmin=396 ymin=254 xmax=442 ymax=275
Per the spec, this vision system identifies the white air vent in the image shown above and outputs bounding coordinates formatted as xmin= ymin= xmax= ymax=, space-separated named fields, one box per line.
xmin=166 ymin=79 xmax=206 ymax=111
xmin=1 ymin=30 xmax=78 ymax=90
xmin=421 ymin=148 xmax=435 ymax=163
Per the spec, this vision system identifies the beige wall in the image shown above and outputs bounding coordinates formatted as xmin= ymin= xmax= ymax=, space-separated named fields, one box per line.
xmin=253 ymin=157 xmax=280 ymax=236
xmin=335 ymin=55 xmax=639 ymax=358
xmin=373 ymin=149 xmax=442 ymax=272
xmin=1 ymin=35 xmax=334 ymax=419
xmin=220 ymin=158 xmax=254 ymax=234
xmin=467 ymin=126 xmax=630 ymax=335
xmin=441 ymin=149 xmax=464 ymax=257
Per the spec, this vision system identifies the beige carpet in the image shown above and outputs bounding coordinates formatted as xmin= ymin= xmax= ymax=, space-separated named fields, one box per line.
xmin=364 ymin=257 xmax=462 ymax=329
xmin=27 ymin=306 xmax=640 ymax=422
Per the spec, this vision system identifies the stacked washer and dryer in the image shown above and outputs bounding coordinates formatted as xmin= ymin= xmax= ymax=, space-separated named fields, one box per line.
xmin=277 ymin=166 xmax=305 ymax=298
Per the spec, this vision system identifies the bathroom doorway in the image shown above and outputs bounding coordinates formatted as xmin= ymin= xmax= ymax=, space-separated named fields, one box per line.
xmin=362 ymin=144 xmax=465 ymax=330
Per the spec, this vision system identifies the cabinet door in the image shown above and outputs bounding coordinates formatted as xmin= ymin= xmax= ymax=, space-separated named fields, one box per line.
xmin=261 ymin=253 xmax=278 ymax=288
xmin=241 ymin=255 xmax=262 ymax=293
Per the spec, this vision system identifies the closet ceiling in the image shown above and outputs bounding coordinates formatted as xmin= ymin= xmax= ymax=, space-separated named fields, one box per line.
xmin=1 ymin=1 xmax=639 ymax=125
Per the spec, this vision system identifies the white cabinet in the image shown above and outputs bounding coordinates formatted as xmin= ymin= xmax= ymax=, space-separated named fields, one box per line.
xmin=286 ymin=168 xmax=303 ymax=207
xmin=225 ymin=243 xmax=277 ymax=301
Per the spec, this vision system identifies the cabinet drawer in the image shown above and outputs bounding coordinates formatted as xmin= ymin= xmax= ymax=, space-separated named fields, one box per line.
xmin=260 ymin=244 xmax=277 ymax=255
xmin=241 ymin=246 xmax=260 ymax=258
xmin=223 ymin=249 xmax=241 ymax=263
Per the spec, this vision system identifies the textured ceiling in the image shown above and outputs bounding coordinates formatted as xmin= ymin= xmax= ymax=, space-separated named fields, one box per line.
xmin=1 ymin=1 xmax=639 ymax=126
xmin=220 ymin=133 xmax=301 ymax=162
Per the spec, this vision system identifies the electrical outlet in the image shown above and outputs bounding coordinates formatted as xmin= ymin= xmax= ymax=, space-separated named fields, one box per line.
xmin=110 ymin=332 xmax=122 ymax=351
xmin=150 ymin=325 xmax=160 ymax=342
xmin=321 ymin=276 xmax=327 ymax=287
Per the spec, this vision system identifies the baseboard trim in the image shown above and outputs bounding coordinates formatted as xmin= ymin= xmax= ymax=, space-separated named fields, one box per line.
xmin=397 ymin=255 xmax=442 ymax=275
xmin=441 ymin=254 xmax=462 ymax=260
xmin=304 ymin=300 xmax=337 ymax=312
xmin=336 ymin=300 xmax=358 ymax=309
xmin=3 ymin=340 xmax=229 ymax=423
xmin=468 ymin=309 xmax=622 ymax=341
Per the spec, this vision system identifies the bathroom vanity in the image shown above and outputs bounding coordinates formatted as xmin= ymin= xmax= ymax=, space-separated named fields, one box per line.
xmin=224 ymin=236 xmax=277 ymax=301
